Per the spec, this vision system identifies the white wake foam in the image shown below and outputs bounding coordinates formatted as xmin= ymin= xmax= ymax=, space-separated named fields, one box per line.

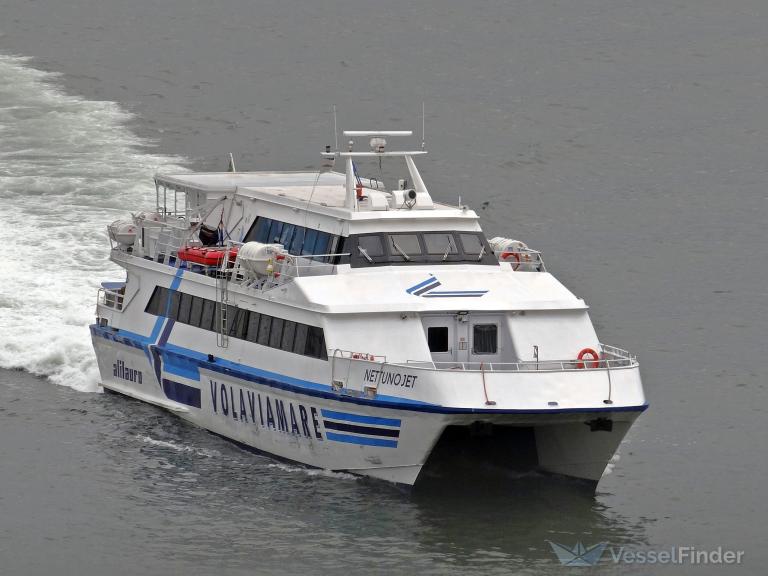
xmin=0 ymin=54 xmax=185 ymax=391
xmin=136 ymin=435 xmax=221 ymax=457
xmin=265 ymin=463 xmax=359 ymax=481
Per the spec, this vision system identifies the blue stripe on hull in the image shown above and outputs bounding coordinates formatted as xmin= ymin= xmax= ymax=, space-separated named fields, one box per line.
xmin=321 ymin=409 xmax=401 ymax=427
xmin=325 ymin=432 xmax=398 ymax=448
xmin=91 ymin=324 xmax=649 ymax=417
xmin=162 ymin=354 xmax=201 ymax=380
xmin=162 ymin=378 xmax=202 ymax=408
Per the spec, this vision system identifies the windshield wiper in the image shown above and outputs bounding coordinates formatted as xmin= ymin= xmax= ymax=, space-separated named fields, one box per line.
xmin=477 ymin=244 xmax=486 ymax=262
xmin=442 ymin=236 xmax=454 ymax=261
xmin=357 ymin=246 xmax=373 ymax=263
xmin=391 ymin=239 xmax=411 ymax=261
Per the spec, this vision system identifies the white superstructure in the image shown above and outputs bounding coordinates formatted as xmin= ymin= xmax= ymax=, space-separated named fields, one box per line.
xmin=91 ymin=130 xmax=647 ymax=488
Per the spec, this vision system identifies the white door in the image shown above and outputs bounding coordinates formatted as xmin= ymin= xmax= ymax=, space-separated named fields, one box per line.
xmin=468 ymin=316 xmax=502 ymax=364
xmin=423 ymin=314 xmax=503 ymax=365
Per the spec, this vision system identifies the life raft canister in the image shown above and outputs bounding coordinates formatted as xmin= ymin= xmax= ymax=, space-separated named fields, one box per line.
xmin=178 ymin=246 xmax=239 ymax=267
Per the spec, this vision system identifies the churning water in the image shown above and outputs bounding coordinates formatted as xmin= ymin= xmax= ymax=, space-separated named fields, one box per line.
xmin=0 ymin=55 xmax=183 ymax=390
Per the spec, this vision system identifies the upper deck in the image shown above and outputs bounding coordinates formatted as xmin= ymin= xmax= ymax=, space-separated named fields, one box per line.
xmin=154 ymin=130 xmax=483 ymax=234
xmin=107 ymin=130 xmax=550 ymax=310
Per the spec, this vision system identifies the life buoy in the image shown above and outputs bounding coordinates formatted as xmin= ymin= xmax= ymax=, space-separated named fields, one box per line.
xmin=500 ymin=251 xmax=522 ymax=270
xmin=577 ymin=348 xmax=600 ymax=369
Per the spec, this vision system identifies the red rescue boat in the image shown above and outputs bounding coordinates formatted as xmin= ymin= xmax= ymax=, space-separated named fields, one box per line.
xmin=177 ymin=246 xmax=239 ymax=267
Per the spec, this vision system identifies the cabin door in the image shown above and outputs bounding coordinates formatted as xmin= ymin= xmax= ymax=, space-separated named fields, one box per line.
xmin=423 ymin=313 xmax=502 ymax=365
xmin=467 ymin=315 xmax=502 ymax=364
xmin=422 ymin=315 xmax=456 ymax=364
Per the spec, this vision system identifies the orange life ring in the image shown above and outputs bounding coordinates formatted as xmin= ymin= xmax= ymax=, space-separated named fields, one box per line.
xmin=500 ymin=251 xmax=522 ymax=270
xmin=577 ymin=348 xmax=600 ymax=369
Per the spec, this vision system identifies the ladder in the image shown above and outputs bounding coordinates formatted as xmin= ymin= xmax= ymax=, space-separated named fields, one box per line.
xmin=215 ymin=244 xmax=233 ymax=348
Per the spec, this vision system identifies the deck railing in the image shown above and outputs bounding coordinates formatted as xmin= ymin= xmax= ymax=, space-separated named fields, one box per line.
xmin=397 ymin=344 xmax=637 ymax=372
xmin=97 ymin=287 xmax=125 ymax=311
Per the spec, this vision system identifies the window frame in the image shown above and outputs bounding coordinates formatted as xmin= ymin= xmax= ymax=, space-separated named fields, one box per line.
xmin=472 ymin=323 xmax=499 ymax=355
xmin=427 ymin=326 xmax=450 ymax=353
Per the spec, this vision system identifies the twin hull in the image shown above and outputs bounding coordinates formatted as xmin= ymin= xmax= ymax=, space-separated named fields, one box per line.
xmin=91 ymin=324 xmax=644 ymax=486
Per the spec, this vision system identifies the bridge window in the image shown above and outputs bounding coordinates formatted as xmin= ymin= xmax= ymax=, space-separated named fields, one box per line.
xmin=349 ymin=231 xmax=496 ymax=267
xmin=459 ymin=233 xmax=485 ymax=256
xmin=424 ymin=233 xmax=458 ymax=255
xmin=387 ymin=234 xmax=422 ymax=261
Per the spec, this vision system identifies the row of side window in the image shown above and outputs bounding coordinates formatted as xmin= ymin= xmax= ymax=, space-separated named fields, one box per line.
xmin=145 ymin=287 xmax=328 ymax=360
xmin=244 ymin=216 xmax=345 ymax=263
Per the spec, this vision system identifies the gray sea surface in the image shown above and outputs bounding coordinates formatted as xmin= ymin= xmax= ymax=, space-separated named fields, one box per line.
xmin=1 ymin=0 xmax=766 ymax=574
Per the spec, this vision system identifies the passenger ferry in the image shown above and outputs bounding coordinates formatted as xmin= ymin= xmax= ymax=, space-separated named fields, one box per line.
xmin=90 ymin=130 xmax=647 ymax=488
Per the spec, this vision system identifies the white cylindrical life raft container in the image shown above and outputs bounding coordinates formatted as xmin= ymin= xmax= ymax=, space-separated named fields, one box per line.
xmin=488 ymin=236 xmax=529 ymax=263
xmin=108 ymin=220 xmax=138 ymax=247
xmin=238 ymin=241 xmax=289 ymax=279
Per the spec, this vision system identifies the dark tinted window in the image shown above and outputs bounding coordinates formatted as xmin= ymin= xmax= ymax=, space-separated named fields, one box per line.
xmin=460 ymin=233 xmax=485 ymax=256
xmin=427 ymin=327 xmax=449 ymax=352
xmin=144 ymin=286 xmax=328 ymax=361
xmin=189 ymin=296 xmax=204 ymax=327
xmin=281 ymin=321 xmax=296 ymax=352
xmin=293 ymin=323 xmax=308 ymax=355
xmin=424 ymin=233 xmax=458 ymax=255
xmin=269 ymin=318 xmax=284 ymax=348
xmin=164 ymin=291 xmax=181 ymax=319
xmin=388 ymin=234 xmax=422 ymax=259
xmin=305 ymin=326 xmax=326 ymax=359
xmin=252 ymin=218 xmax=271 ymax=243
xmin=289 ymin=228 xmax=305 ymax=253
xmin=177 ymin=293 xmax=193 ymax=324
xmin=246 ymin=312 xmax=262 ymax=342
xmin=229 ymin=308 xmax=248 ymax=339
xmin=358 ymin=235 xmax=384 ymax=258
xmin=257 ymin=315 xmax=272 ymax=346
xmin=313 ymin=232 xmax=330 ymax=256
xmin=349 ymin=231 xmax=495 ymax=267
xmin=244 ymin=217 xmax=343 ymax=263
xmin=279 ymin=224 xmax=295 ymax=248
xmin=302 ymin=228 xmax=318 ymax=255
xmin=267 ymin=220 xmax=283 ymax=243
xmin=145 ymin=287 xmax=166 ymax=315
xmin=473 ymin=324 xmax=498 ymax=354
xmin=201 ymin=300 xmax=216 ymax=331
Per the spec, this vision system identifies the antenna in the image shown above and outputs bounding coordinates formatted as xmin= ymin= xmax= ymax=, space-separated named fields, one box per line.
xmin=227 ymin=153 xmax=236 ymax=173
xmin=333 ymin=105 xmax=339 ymax=151
xmin=421 ymin=101 xmax=426 ymax=150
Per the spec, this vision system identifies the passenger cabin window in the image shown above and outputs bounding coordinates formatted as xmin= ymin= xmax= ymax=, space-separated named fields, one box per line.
xmin=243 ymin=216 xmax=344 ymax=263
xmin=349 ymin=231 xmax=496 ymax=267
xmin=144 ymin=286 xmax=328 ymax=360
xmin=427 ymin=327 xmax=449 ymax=352
xmin=472 ymin=324 xmax=498 ymax=355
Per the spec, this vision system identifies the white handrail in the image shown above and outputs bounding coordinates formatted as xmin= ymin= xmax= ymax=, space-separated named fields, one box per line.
xmin=397 ymin=344 xmax=637 ymax=373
